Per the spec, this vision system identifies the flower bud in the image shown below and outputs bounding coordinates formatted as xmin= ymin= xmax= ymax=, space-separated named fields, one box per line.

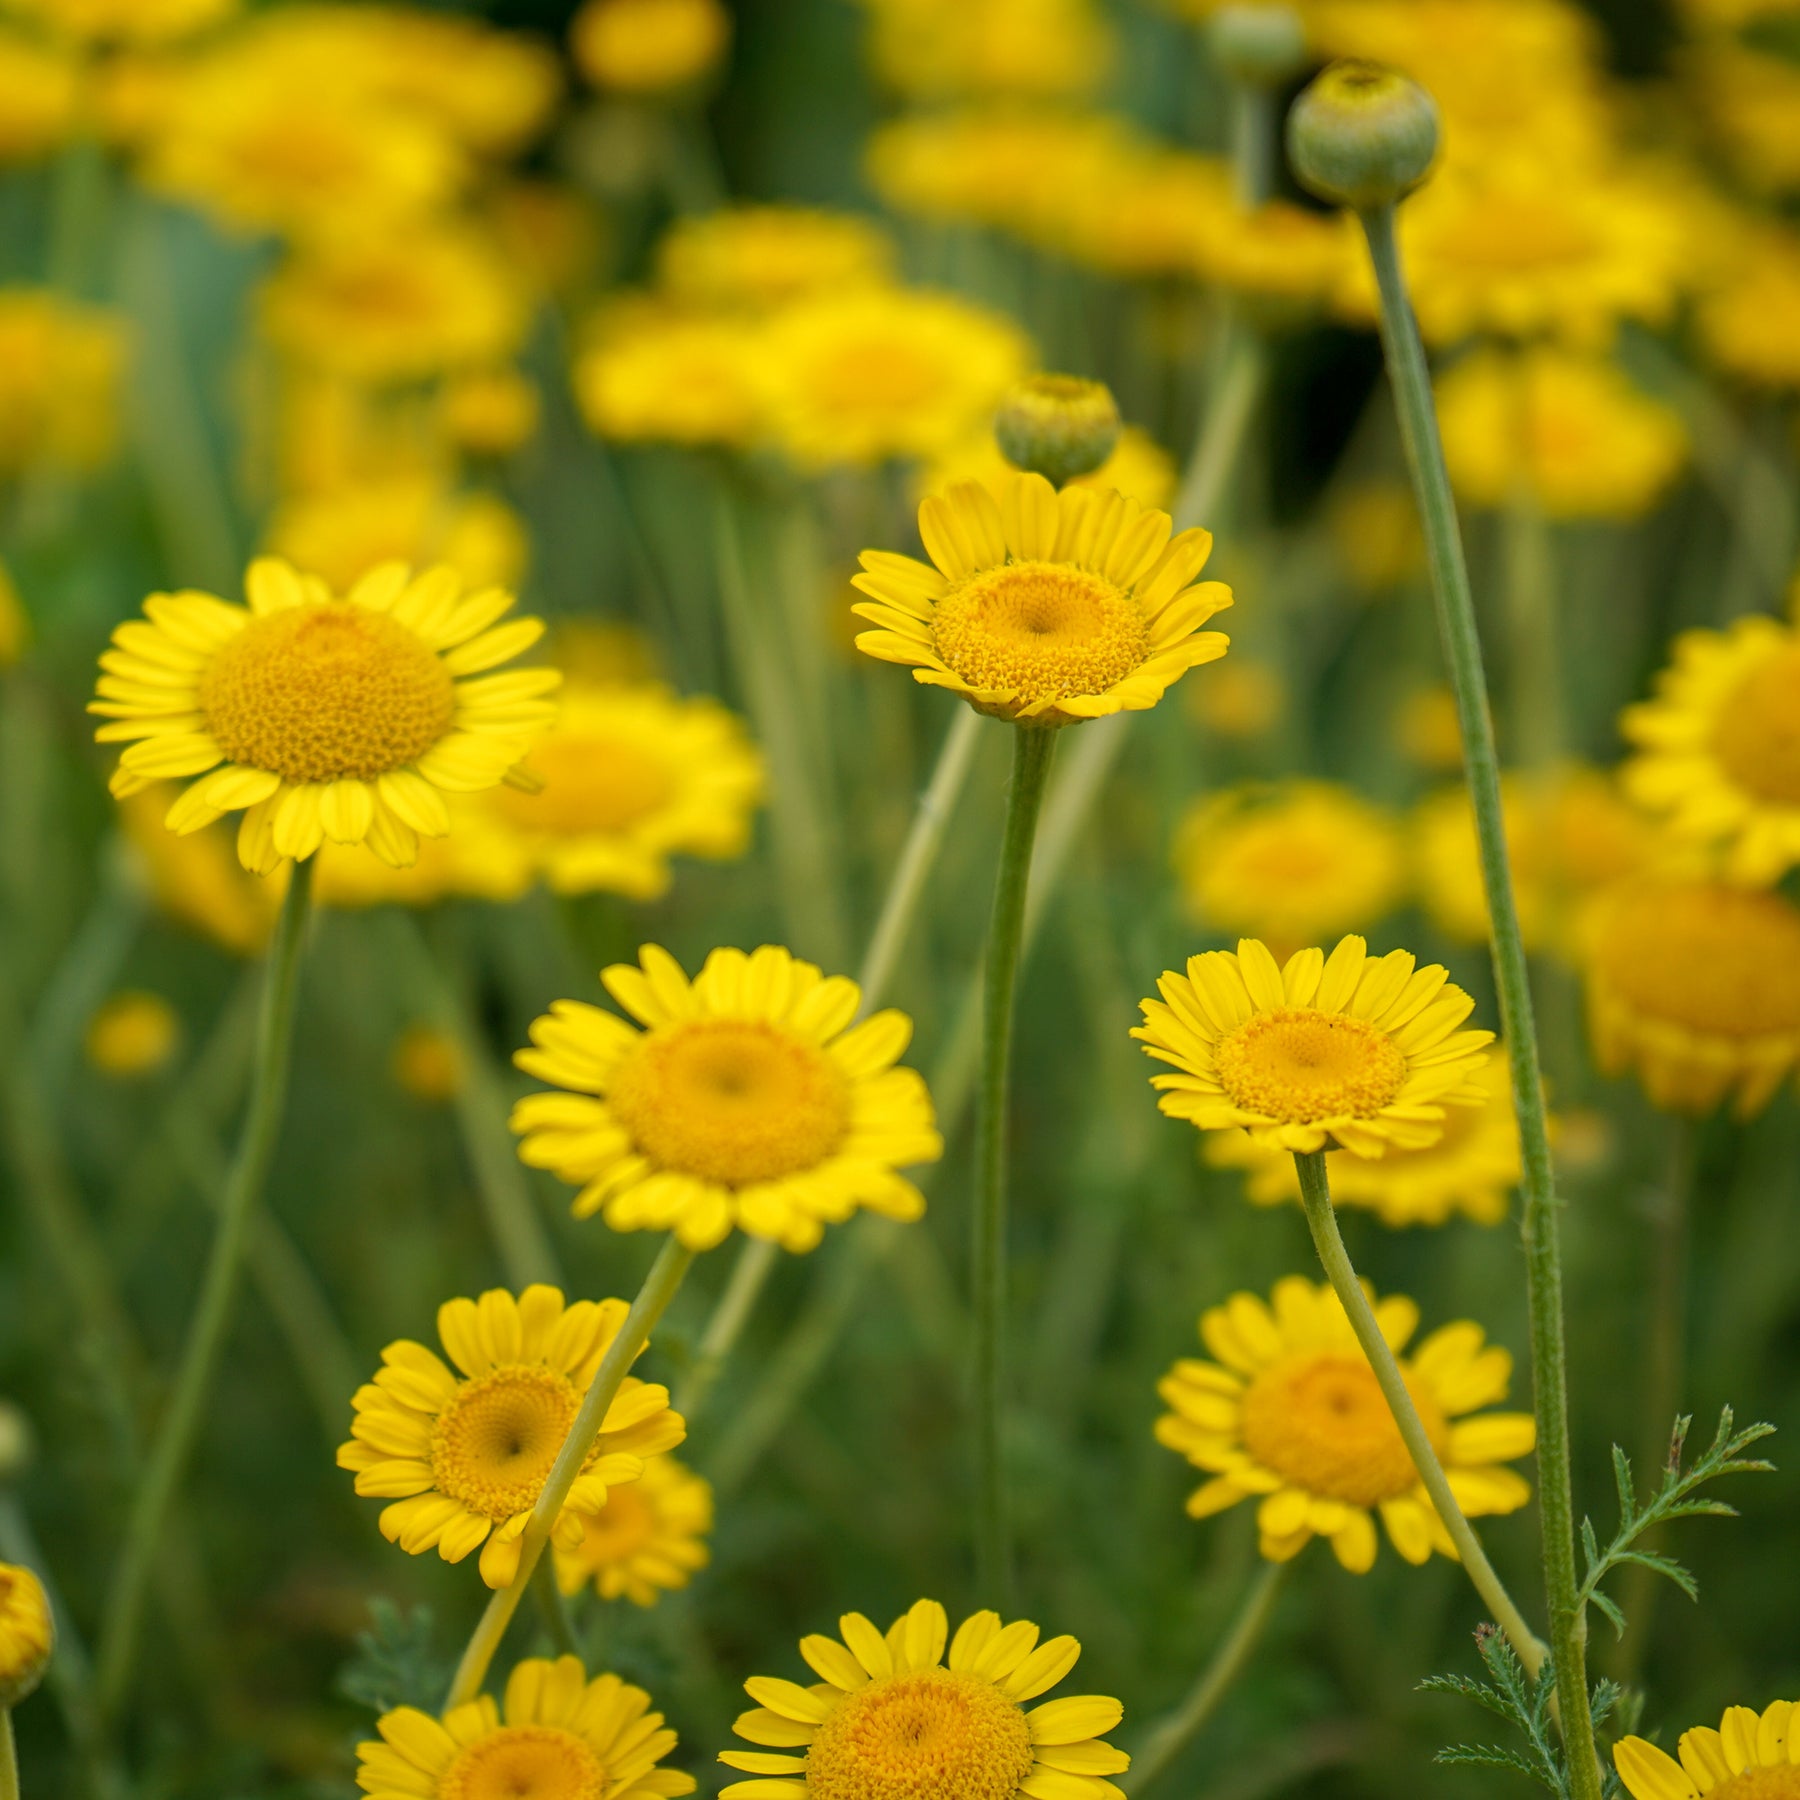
xmin=0 ymin=1562 xmax=52 ymax=1708
xmin=0 ymin=1404 xmax=34 ymax=1483
xmin=1286 ymin=60 xmax=1439 ymax=211
xmin=1209 ymin=5 xmax=1308 ymax=88
xmin=994 ymin=375 xmax=1121 ymax=488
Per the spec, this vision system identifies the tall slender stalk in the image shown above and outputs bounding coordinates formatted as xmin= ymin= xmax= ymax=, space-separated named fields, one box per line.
xmin=445 ymin=1235 xmax=697 ymax=1707
xmin=95 ymin=859 xmax=315 ymax=1720
xmin=1355 ymin=202 xmax=1597 ymax=1797
xmin=1124 ymin=1561 xmax=1286 ymax=1797
xmin=0 ymin=1707 xmax=17 ymax=1800
xmin=973 ymin=723 xmax=1058 ymax=1605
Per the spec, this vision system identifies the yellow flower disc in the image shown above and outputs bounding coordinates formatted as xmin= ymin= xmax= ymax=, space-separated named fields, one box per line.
xmin=1615 ymin=1697 xmax=1800 ymax=1800
xmin=429 ymin=1365 xmax=583 ymax=1523
xmin=1213 ymin=1011 xmax=1408 ymax=1124
xmin=437 ymin=1726 xmax=606 ymax=1800
xmin=805 ymin=1668 xmax=1034 ymax=1800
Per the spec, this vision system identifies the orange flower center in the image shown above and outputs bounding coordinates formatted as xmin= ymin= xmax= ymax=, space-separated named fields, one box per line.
xmin=1712 ymin=640 xmax=1800 ymax=805
xmin=492 ymin=732 xmax=676 ymax=836
xmin=437 ymin=1724 xmax=607 ymax=1800
xmin=199 ymin=604 xmax=454 ymax=784
xmin=1214 ymin=1009 xmax=1408 ymax=1123
xmin=805 ymin=1668 xmax=1035 ymax=1800
xmin=1240 ymin=1352 xmax=1444 ymax=1507
xmin=932 ymin=560 xmax=1145 ymax=706
xmin=430 ymin=1364 xmax=584 ymax=1522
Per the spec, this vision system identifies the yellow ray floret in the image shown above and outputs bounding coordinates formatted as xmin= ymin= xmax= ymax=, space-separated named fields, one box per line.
xmin=510 ymin=944 xmax=943 ymax=1252
xmin=719 ymin=1597 xmax=1129 ymax=1800
xmin=356 ymin=1653 xmax=695 ymax=1800
xmin=852 ymin=471 xmax=1231 ymax=725
xmin=1156 ymin=1275 xmax=1535 ymax=1573
xmin=1134 ymin=935 xmax=1494 ymax=1157
xmin=1614 ymin=1696 xmax=1800 ymax=1800
xmin=90 ymin=557 xmax=559 ymax=874
xmin=336 ymin=1284 xmax=685 ymax=1590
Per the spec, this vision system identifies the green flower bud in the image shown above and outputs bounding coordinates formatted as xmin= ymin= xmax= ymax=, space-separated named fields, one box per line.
xmin=1209 ymin=4 xmax=1308 ymax=88
xmin=0 ymin=1561 xmax=52 ymax=1709
xmin=1286 ymin=60 xmax=1440 ymax=211
xmin=994 ymin=375 xmax=1121 ymax=488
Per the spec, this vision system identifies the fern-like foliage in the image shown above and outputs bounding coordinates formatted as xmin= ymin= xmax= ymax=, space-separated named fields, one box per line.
xmin=1425 ymin=1626 xmax=1567 ymax=1795
xmin=1578 ymin=1407 xmax=1774 ymax=1641
xmin=336 ymin=1599 xmax=450 ymax=1716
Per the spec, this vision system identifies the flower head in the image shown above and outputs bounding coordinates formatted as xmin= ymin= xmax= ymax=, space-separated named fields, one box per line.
xmin=0 ymin=1561 xmax=52 ymax=1706
xmin=719 ymin=1597 xmax=1127 ymax=1800
xmin=854 ymin=472 xmax=1230 ymax=724
xmin=1701 ymin=224 xmax=1800 ymax=390
xmin=9 ymin=0 xmax=234 ymax=45
xmin=1135 ymin=936 xmax=1493 ymax=1156
xmin=655 ymin=205 xmax=896 ymax=312
xmin=85 ymin=991 xmax=182 ymax=1079
xmin=338 ymin=1284 xmax=685 ymax=1590
xmin=0 ymin=289 xmax=126 ymax=476
xmin=1622 ymin=611 xmax=1800 ymax=885
xmin=0 ymin=29 xmax=78 ymax=163
xmin=861 ymin=0 xmax=1115 ymax=102
xmin=576 ymin=297 xmax=765 ymax=449
xmin=554 ymin=1452 xmax=712 ymax=1607
xmin=511 ymin=945 xmax=943 ymax=1252
xmin=1614 ymin=1697 xmax=1800 ymax=1800
xmin=572 ymin=0 xmax=730 ymax=93
xmin=91 ymin=558 xmax=558 ymax=875
xmin=356 ymin=1654 xmax=695 ymax=1799
xmin=1156 ymin=1275 xmax=1534 ymax=1570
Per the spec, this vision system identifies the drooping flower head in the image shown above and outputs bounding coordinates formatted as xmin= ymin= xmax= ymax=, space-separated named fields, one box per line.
xmin=1156 ymin=1275 xmax=1535 ymax=1571
xmin=853 ymin=472 xmax=1230 ymax=725
xmin=554 ymin=1452 xmax=712 ymax=1607
xmin=337 ymin=1284 xmax=685 ymax=1590
xmin=1134 ymin=936 xmax=1493 ymax=1157
xmin=91 ymin=558 xmax=559 ymax=875
xmin=511 ymin=945 xmax=943 ymax=1251
xmin=1614 ymin=1697 xmax=1800 ymax=1800
xmin=719 ymin=1597 xmax=1127 ymax=1800
xmin=0 ymin=1560 xmax=52 ymax=1706
xmin=356 ymin=1654 xmax=695 ymax=1800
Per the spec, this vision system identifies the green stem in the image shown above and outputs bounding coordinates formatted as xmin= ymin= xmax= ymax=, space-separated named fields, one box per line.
xmin=1172 ymin=322 xmax=1267 ymax=534
xmin=1296 ymin=1151 xmax=1545 ymax=1669
xmin=1357 ymin=202 xmax=1596 ymax=1798
xmin=1123 ymin=1561 xmax=1286 ymax=1797
xmin=674 ymin=1235 xmax=778 ymax=1420
xmin=445 ymin=1234 xmax=697 ymax=1707
xmin=973 ymin=723 xmax=1058 ymax=1606
xmin=95 ymin=858 xmax=314 ymax=1721
xmin=532 ymin=1557 xmax=581 ymax=1661
xmin=0 ymin=1707 xmax=16 ymax=1800
xmin=1502 ymin=483 xmax=1562 ymax=767
xmin=1230 ymin=83 xmax=1277 ymax=211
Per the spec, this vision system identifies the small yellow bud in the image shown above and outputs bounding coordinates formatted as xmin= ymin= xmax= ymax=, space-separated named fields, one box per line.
xmin=994 ymin=374 xmax=1122 ymax=488
xmin=0 ymin=1562 xmax=52 ymax=1708
xmin=392 ymin=1024 xmax=465 ymax=1104
xmin=442 ymin=368 xmax=541 ymax=458
xmin=1209 ymin=4 xmax=1308 ymax=88
xmin=1286 ymin=60 xmax=1439 ymax=211
xmin=84 ymin=991 xmax=181 ymax=1079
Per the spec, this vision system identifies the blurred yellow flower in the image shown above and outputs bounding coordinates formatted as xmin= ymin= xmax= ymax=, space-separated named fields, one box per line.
xmin=1437 ymin=345 xmax=1688 ymax=519
xmin=575 ymin=298 xmax=764 ymax=448
xmin=1622 ymin=611 xmax=1800 ymax=884
xmin=486 ymin=680 xmax=765 ymax=900
xmin=760 ymin=287 xmax=1031 ymax=469
xmin=1327 ymin=480 xmax=1425 ymax=591
xmin=1395 ymin=684 xmax=1463 ymax=771
xmin=0 ymin=28 xmax=78 ymax=162
xmin=1415 ymin=766 xmax=1656 ymax=959
xmin=357 ymin=1656 xmax=695 ymax=1800
xmin=1135 ymin=936 xmax=1493 ymax=1157
xmin=120 ymin=788 xmax=281 ymax=955
xmin=92 ymin=558 xmax=558 ymax=875
xmin=1583 ymin=877 xmax=1800 ymax=1118
xmin=309 ymin=808 xmax=535 ymax=909
xmin=511 ymin=944 xmax=943 ymax=1252
xmin=4 ymin=0 xmax=234 ymax=43
xmin=259 ymin=226 xmax=530 ymax=385
xmin=440 ymin=368 xmax=541 ymax=458
xmin=1173 ymin=782 xmax=1408 ymax=960
xmin=655 ymin=205 xmax=896 ymax=312
xmin=854 ymin=472 xmax=1230 ymax=723
xmin=858 ymin=0 xmax=1114 ymax=100
xmin=1198 ymin=199 xmax=1356 ymax=306
xmin=1690 ymin=40 xmax=1800 ymax=192
xmin=0 ymin=1560 xmax=52 ymax=1706
xmin=85 ymin=991 xmax=182 ymax=1079
xmin=1614 ymin=1697 xmax=1800 ymax=1800
xmin=0 ymin=291 xmax=126 ymax=477
xmin=923 ymin=422 xmax=1176 ymax=512
xmin=1156 ymin=1275 xmax=1534 ymax=1571
xmin=572 ymin=0 xmax=730 ymax=93
xmin=1206 ymin=1052 xmax=1524 ymax=1227
xmin=390 ymin=1023 xmax=465 ymax=1102
xmin=554 ymin=1451 xmax=711 ymax=1606
xmin=339 ymin=1283 xmax=686 ymax=1590
xmin=1187 ymin=657 xmax=1285 ymax=739
xmin=719 ymin=1597 xmax=1127 ymax=1800
xmin=1699 ymin=223 xmax=1800 ymax=390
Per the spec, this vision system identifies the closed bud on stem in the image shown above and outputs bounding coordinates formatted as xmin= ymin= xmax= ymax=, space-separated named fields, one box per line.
xmin=994 ymin=374 xmax=1121 ymax=488
xmin=0 ymin=1562 xmax=52 ymax=1708
xmin=1210 ymin=4 xmax=1308 ymax=88
xmin=1287 ymin=60 xmax=1439 ymax=211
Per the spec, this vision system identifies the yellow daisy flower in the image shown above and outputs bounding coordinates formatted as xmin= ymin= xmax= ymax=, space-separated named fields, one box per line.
xmin=485 ymin=680 xmax=765 ymax=900
xmin=11 ymin=0 xmax=234 ymax=44
xmin=1205 ymin=1051 xmax=1525 ymax=1228
xmin=718 ymin=1596 xmax=1128 ymax=1800
xmin=554 ymin=1452 xmax=712 ymax=1607
xmin=852 ymin=472 xmax=1230 ymax=725
xmin=511 ymin=945 xmax=943 ymax=1252
xmin=0 ymin=289 xmax=126 ymax=477
xmin=337 ymin=1284 xmax=686 ymax=1591
xmin=356 ymin=1654 xmax=695 ymax=1800
xmin=575 ymin=298 xmax=765 ymax=449
xmin=1172 ymin=782 xmax=1408 ymax=963
xmin=1156 ymin=1275 xmax=1535 ymax=1571
xmin=571 ymin=0 xmax=731 ymax=95
xmin=861 ymin=0 xmax=1115 ymax=102
xmin=1134 ymin=936 xmax=1494 ymax=1158
xmin=1621 ymin=612 xmax=1800 ymax=885
xmin=1700 ymin=224 xmax=1800 ymax=391
xmin=1581 ymin=878 xmax=1800 ymax=1118
xmin=90 ymin=557 xmax=559 ymax=876
xmin=0 ymin=30 xmax=78 ymax=165
xmin=1615 ymin=1697 xmax=1800 ymax=1800
xmin=0 ymin=1560 xmax=52 ymax=1706
xmin=654 ymin=204 xmax=896 ymax=312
